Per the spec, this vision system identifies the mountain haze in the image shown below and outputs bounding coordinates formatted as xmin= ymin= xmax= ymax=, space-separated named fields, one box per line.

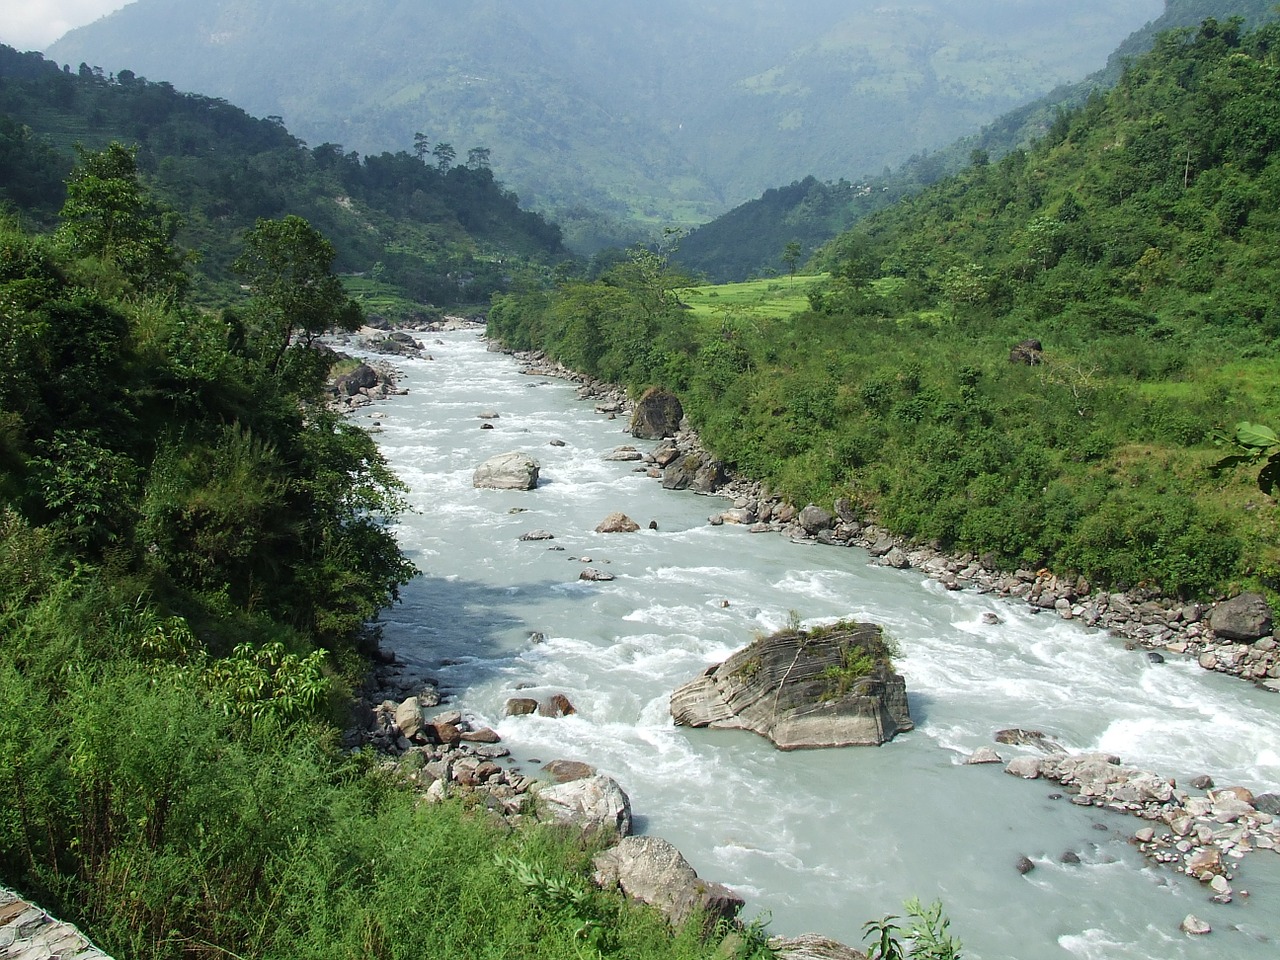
xmin=47 ymin=0 xmax=1163 ymax=249
xmin=676 ymin=0 xmax=1280 ymax=280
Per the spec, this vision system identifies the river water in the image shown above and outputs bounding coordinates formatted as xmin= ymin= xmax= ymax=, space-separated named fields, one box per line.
xmin=367 ymin=331 xmax=1280 ymax=960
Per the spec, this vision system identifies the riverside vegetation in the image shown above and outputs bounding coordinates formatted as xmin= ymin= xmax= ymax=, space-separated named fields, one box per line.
xmin=489 ymin=17 xmax=1280 ymax=603
xmin=0 ymin=147 xmax=792 ymax=958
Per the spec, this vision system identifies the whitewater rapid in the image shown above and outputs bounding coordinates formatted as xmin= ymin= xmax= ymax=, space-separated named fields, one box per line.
xmin=367 ymin=331 xmax=1280 ymax=960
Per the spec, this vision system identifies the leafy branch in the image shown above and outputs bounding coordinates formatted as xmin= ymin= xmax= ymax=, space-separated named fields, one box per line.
xmin=1211 ymin=421 xmax=1280 ymax=495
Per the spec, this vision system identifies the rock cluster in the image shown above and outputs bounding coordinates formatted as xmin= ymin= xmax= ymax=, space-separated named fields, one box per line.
xmin=670 ymin=621 xmax=913 ymax=749
xmin=1001 ymin=750 xmax=1280 ymax=899
xmin=326 ymin=358 xmax=407 ymax=412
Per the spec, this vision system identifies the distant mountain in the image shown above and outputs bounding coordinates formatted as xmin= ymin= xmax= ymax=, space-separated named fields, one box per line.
xmin=46 ymin=0 xmax=1162 ymax=250
xmin=676 ymin=0 xmax=1280 ymax=281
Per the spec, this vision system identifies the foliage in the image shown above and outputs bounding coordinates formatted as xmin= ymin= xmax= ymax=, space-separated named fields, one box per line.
xmin=864 ymin=899 xmax=962 ymax=960
xmin=1212 ymin=421 xmax=1280 ymax=495
xmin=490 ymin=17 xmax=1280 ymax=599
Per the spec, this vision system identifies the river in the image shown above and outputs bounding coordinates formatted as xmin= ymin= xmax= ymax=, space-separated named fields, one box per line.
xmin=365 ymin=330 xmax=1280 ymax=960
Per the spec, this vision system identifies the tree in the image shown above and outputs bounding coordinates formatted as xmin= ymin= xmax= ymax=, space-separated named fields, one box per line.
xmin=432 ymin=141 xmax=456 ymax=172
xmin=413 ymin=131 xmax=431 ymax=162
xmin=782 ymin=241 xmax=803 ymax=284
xmin=466 ymin=146 xmax=492 ymax=170
xmin=232 ymin=215 xmax=362 ymax=375
xmin=54 ymin=142 xmax=191 ymax=300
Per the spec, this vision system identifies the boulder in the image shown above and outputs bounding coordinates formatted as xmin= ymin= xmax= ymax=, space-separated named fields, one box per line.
xmin=965 ymin=747 xmax=1003 ymax=765
xmin=393 ymin=696 xmax=426 ymax=741
xmin=1009 ymin=338 xmax=1043 ymax=365
xmin=539 ymin=694 xmax=577 ymax=718
xmin=592 ymin=836 xmax=741 ymax=931
xmin=798 ymin=504 xmax=835 ymax=534
xmin=769 ymin=934 xmax=868 ymax=960
xmin=1180 ymin=915 xmax=1211 ymax=936
xmin=542 ymin=759 xmax=596 ymax=783
xmin=537 ymin=774 xmax=632 ymax=837
xmin=519 ymin=530 xmax=556 ymax=541
xmin=596 ymin=512 xmax=641 ymax=534
xmin=604 ymin=447 xmax=645 ymax=462
xmin=579 ymin=568 xmax=616 ymax=582
xmin=333 ymin=362 xmax=380 ymax=396
xmin=630 ymin=387 xmax=684 ymax=440
xmin=505 ymin=697 xmax=539 ymax=717
xmin=473 ymin=452 xmax=540 ymax=490
xmin=670 ymin=620 xmax=913 ymax=750
xmin=662 ymin=452 xmax=727 ymax=493
xmin=1209 ymin=593 xmax=1273 ymax=642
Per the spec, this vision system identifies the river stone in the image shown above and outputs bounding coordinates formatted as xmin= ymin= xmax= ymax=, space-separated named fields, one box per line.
xmin=519 ymin=529 xmax=556 ymax=541
xmin=768 ymin=934 xmax=869 ymax=960
xmin=542 ymin=759 xmax=596 ymax=783
xmin=504 ymin=697 xmax=539 ymax=717
xmin=538 ymin=774 xmax=632 ymax=837
xmin=539 ymin=694 xmax=576 ymax=717
xmin=592 ymin=835 xmax=741 ymax=930
xmin=1253 ymin=793 xmax=1280 ymax=816
xmin=1186 ymin=846 xmax=1224 ymax=879
xmin=798 ymin=504 xmax=834 ymax=534
xmin=596 ymin=512 xmax=641 ymax=533
xmin=1015 ymin=855 xmax=1036 ymax=875
xmin=669 ymin=620 xmax=912 ymax=750
xmin=966 ymin=746 xmax=1003 ymax=765
xmin=1005 ymin=757 xmax=1043 ymax=779
xmin=630 ymin=387 xmax=684 ymax=440
xmin=1209 ymin=592 xmax=1273 ymax=642
xmin=394 ymin=696 xmax=426 ymax=741
xmin=473 ymin=451 xmax=540 ymax=490
xmin=1180 ymin=915 xmax=1211 ymax=936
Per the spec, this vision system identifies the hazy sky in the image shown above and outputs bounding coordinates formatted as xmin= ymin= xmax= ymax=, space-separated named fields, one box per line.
xmin=0 ymin=1 xmax=132 ymax=51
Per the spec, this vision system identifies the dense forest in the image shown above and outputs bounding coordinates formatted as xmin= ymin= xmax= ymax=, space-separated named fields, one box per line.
xmin=491 ymin=17 xmax=1280 ymax=600
xmin=0 ymin=43 xmax=566 ymax=311
xmin=675 ymin=0 xmax=1280 ymax=282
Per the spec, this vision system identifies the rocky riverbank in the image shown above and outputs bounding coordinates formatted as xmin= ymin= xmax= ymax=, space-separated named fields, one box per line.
xmin=504 ymin=346 xmax=1280 ymax=695
xmin=499 ymin=341 xmax=1280 ymax=923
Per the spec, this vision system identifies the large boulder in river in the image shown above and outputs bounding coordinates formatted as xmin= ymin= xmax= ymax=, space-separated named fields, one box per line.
xmin=630 ymin=387 xmax=684 ymax=440
xmin=596 ymin=512 xmax=640 ymax=533
xmin=670 ymin=620 xmax=913 ymax=749
xmin=592 ymin=836 xmax=743 ymax=932
xmin=473 ymin=452 xmax=540 ymax=490
xmin=536 ymin=774 xmax=632 ymax=837
xmin=662 ymin=451 xmax=727 ymax=494
xmin=1209 ymin=592 xmax=1273 ymax=642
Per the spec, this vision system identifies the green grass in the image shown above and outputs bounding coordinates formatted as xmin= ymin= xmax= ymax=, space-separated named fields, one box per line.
xmin=679 ymin=275 xmax=827 ymax=324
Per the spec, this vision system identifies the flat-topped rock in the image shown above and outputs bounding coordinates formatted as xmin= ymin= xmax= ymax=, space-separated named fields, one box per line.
xmin=670 ymin=619 xmax=913 ymax=750
xmin=473 ymin=451 xmax=540 ymax=490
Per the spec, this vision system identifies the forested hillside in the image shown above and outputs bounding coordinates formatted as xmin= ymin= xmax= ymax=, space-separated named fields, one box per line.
xmin=0 ymin=44 xmax=565 ymax=310
xmin=675 ymin=0 xmax=1280 ymax=282
xmin=45 ymin=0 xmax=1161 ymax=250
xmin=490 ymin=17 xmax=1280 ymax=600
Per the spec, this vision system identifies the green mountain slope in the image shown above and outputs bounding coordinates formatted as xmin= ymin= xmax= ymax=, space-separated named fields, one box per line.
xmin=0 ymin=44 xmax=565 ymax=309
xmin=44 ymin=0 xmax=1162 ymax=250
xmin=489 ymin=16 xmax=1280 ymax=599
xmin=676 ymin=0 xmax=1280 ymax=281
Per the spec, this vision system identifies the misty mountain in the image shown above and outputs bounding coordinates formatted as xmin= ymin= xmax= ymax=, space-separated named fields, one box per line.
xmin=675 ymin=0 xmax=1280 ymax=281
xmin=47 ymin=0 xmax=1162 ymax=250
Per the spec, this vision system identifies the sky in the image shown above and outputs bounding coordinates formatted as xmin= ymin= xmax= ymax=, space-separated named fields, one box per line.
xmin=0 ymin=1 xmax=132 ymax=52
